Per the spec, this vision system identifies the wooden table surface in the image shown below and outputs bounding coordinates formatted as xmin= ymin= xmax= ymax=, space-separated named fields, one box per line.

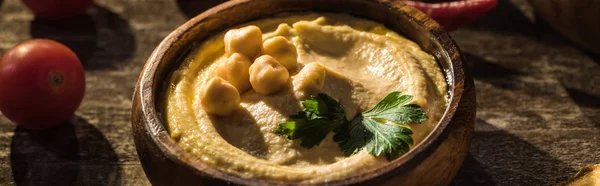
xmin=0 ymin=0 xmax=598 ymax=185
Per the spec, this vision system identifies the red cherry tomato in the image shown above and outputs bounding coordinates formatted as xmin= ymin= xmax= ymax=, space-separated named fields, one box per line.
xmin=404 ymin=0 xmax=498 ymax=31
xmin=21 ymin=0 xmax=94 ymax=20
xmin=0 ymin=39 xmax=85 ymax=130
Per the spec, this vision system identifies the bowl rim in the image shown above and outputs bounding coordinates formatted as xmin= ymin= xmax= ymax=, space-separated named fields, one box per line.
xmin=134 ymin=0 xmax=467 ymax=185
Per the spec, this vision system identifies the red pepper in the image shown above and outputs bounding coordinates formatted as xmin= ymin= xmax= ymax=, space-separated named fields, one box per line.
xmin=403 ymin=0 xmax=498 ymax=31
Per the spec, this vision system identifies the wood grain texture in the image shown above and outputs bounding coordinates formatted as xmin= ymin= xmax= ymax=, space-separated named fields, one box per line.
xmin=451 ymin=0 xmax=600 ymax=185
xmin=0 ymin=0 xmax=598 ymax=185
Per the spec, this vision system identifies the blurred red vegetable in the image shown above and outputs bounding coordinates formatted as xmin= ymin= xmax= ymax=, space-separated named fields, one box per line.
xmin=21 ymin=0 xmax=94 ymax=20
xmin=404 ymin=0 xmax=498 ymax=31
xmin=0 ymin=39 xmax=86 ymax=130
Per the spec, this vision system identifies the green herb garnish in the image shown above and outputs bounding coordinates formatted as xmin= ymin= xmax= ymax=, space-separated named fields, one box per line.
xmin=274 ymin=94 xmax=347 ymax=149
xmin=274 ymin=91 xmax=428 ymax=160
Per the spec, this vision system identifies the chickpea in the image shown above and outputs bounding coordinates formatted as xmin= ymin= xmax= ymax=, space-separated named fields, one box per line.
xmin=224 ymin=25 xmax=263 ymax=59
xmin=201 ymin=77 xmax=241 ymax=116
xmin=262 ymin=36 xmax=298 ymax=70
xmin=249 ymin=55 xmax=290 ymax=95
xmin=216 ymin=53 xmax=252 ymax=93
xmin=293 ymin=62 xmax=326 ymax=98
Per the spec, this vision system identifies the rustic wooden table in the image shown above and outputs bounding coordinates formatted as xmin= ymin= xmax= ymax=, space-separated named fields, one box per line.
xmin=0 ymin=0 xmax=598 ymax=185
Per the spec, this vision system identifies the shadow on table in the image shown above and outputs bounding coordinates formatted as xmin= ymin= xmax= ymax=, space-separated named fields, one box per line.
xmin=10 ymin=116 xmax=122 ymax=185
xmin=467 ymin=0 xmax=535 ymax=35
xmin=564 ymin=87 xmax=600 ymax=110
xmin=465 ymin=52 xmax=522 ymax=78
xmin=176 ymin=0 xmax=228 ymax=18
xmin=464 ymin=52 xmax=524 ymax=91
xmin=585 ymin=51 xmax=600 ymax=66
xmin=564 ymin=87 xmax=600 ymax=127
xmin=450 ymin=153 xmax=497 ymax=186
xmin=466 ymin=0 xmax=572 ymax=46
xmin=452 ymin=120 xmax=575 ymax=185
xmin=30 ymin=4 xmax=135 ymax=70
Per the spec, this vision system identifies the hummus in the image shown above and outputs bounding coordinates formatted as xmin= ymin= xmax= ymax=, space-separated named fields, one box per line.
xmin=165 ymin=13 xmax=448 ymax=182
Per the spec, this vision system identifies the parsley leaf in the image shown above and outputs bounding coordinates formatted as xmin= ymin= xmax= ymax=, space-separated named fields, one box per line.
xmin=363 ymin=92 xmax=428 ymax=124
xmin=335 ymin=92 xmax=427 ymax=160
xmin=274 ymin=94 xmax=347 ymax=149
xmin=276 ymin=91 xmax=428 ymax=160
xmin=333 ymin=117 xmax=366 ymax=156
xmin=361 ymin=117 xmax=414 ymax=160
xmin=333 ymin=116 xmax=413 ymax=160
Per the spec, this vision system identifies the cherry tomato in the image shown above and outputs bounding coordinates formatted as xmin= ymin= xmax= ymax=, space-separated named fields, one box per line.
xmin=0 ymin=39 xmax=85 ymax=130
xmin=404 ymin=0 xmax=498 ymax=31
xmin=21 ymin=0 xmax=94 ymax=20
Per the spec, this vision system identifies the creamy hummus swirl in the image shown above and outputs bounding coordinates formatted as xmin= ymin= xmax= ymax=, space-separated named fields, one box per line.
xmin=165 ymin=13 xmax=448 ymax=182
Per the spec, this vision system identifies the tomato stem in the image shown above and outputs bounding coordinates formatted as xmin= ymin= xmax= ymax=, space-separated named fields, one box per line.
xmin=49 ymin=72 xmax=64 ymax=87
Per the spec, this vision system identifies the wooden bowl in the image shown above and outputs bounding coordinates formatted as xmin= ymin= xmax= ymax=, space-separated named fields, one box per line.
xmin=527 ymin=0 xmax=600 ymax=54
xmin=131 ymin=0 xmax=476 ymax=185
